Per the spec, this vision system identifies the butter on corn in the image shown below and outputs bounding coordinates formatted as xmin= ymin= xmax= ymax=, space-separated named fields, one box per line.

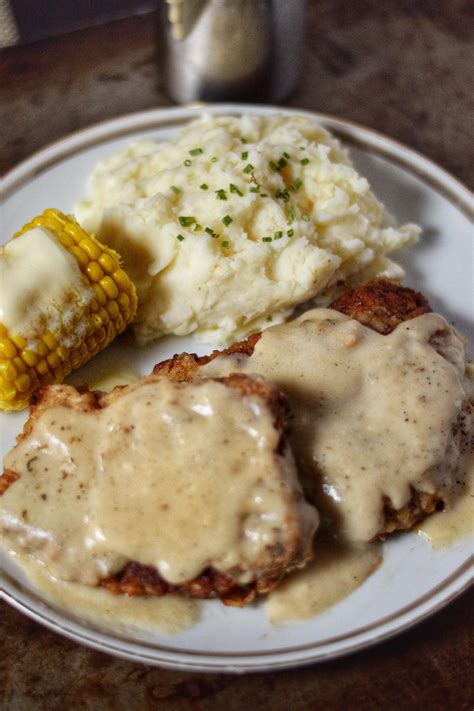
xmin=0 ymin=209 xmax=137 ymax=410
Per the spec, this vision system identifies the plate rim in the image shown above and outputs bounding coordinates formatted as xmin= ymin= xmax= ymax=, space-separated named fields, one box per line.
xmin=1 ymin=103 xmax=473 ymax=672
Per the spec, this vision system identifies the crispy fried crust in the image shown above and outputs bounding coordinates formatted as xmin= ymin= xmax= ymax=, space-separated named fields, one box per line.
xmin=153 ymin=280 xmax=453 ymax=535
xmin=1 ymin=373 xmax=313 ymax=605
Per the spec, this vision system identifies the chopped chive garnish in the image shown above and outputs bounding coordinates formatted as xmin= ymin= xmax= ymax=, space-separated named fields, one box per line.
xmin=211 ymin=157 xmax=218 ymax=162
xmin=260 ymin=193 xmax=268 ymax=198
xmin=283 ymin=151 xmax=290 ymax=160
xmin=205 ymin=227 xmax=214 ymax=236
xmin=262 ymin=236 xmax=272 ymax=242
xmin=293 ymin=177 xmax=303 ymax=192
xmin=243 ymin=163 xmax=253 ymax=174
xmin=178 ymin=216 xmax=196 ymax=227
xmin=184 ymin=159 xmax=192 ymax=167
xmin=299 ymin=146 xmax=306 ymax=150
xmin=250 ymin=185 xmax=260 ymax=193
xmin=287 ymin=228 xmax=294 ymax=237
xmin=189 ymin=147 xmax=203 ymax=156
xmin=269 ymin=160 xmax=279 ymax=172
xmin=193 ymin=223 xmax=202 ymax=232
xmin=221 ymin=240 xmax=230 ymax=249
xmin=302 ymin=214 xmax=310 ymax=221
xmin=215 ymin=189 xmax=228 ymax=200
xmin=300 ymin=158 xmax=309 ymax=165
xmin=275 ymin=189 xmax=290 ymax=202
xmin=288 ymin=206 xmax=297 ymax=222
xmin=230 ymin=183 xmax=243 ymax=196
xmin=200 ymin=183 xmax=209 ymax=190
xmin=176 ymin=234 xmax=185 ymax=241
xmin=170 ymin=185 xmax=181 ymax=195
xmin=222 ymin=215 xmax=233 ymax=226
xmin=241 ymin=137 xmax=247 ymax=143
xmin=241 ymin=151 xmax=248 ymax=160
xmin=213 ymin=233 xmax=220 ymax=239
xmin=278 ymin=156 xmax=288 ymax=169
xmin=274 ymin=230 xmax=283 ymax=239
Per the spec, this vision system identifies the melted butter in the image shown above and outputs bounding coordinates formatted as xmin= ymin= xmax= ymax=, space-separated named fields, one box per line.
xmin=11 ymin=552 xmax=200 ymax=634
xmin=266 ymin=536 xmax=382 ymax=623
xmin=418 ymin=451 xmax=474 ymax=547
xmin=1 ymin=377 xmax=317 ymax=587
xmin=202 ymin=310 xmax=472 ymax=543
xmin=0 ymin=228 xmax=93 ymax=341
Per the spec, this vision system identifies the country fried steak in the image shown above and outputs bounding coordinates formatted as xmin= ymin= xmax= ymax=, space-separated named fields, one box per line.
xmin=0 ymin=373 xmax=318 ymax=606
xmin=153 ymin=279 xmax=471 ymax=538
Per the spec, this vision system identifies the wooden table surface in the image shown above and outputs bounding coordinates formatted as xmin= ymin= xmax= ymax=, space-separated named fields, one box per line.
xmin=1 ymin=2 xmax=473 ymax=708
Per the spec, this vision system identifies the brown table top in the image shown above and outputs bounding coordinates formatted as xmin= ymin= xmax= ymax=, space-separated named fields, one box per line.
xmin=1 ymin=2 xmax=473 ymax=708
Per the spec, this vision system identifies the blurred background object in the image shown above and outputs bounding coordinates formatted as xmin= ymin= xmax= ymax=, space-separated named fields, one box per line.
xmin=0 ymin=0 xmax=155 ymax=48
xmin=159 ymin=0 xmax=307 ymax=103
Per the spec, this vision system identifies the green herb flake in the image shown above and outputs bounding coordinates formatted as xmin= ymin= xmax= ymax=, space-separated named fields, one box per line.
xmin=262 ymin=236 xmax=272 ymax=242
xmin=283 ymin=151 xmax=290 ymax=160
xmin=288 ymin=206 xmax=297 ymax=223
xmin=221 ymin=240 xmax=230 ymax=249
xmin=170 ymin=185 xmax=181 ymax=195
xmin=222 ymin=215 xmax=233 ymax=226
xmin=215 ymin=189 xmax=228 ymax=201
xmin=293 ymin=177 xmax=303 ymax=192
xmin=243 ymin=163 xmax=254 ymax=174
xmin=241 ymin=151 xmax=248 ymax=160
xmin=193 ymin=223 xmax=202 ymax=232
xmin=273 ymin=230 xmax=283 ymax=240
xmin=260 ymin=193 xmax=268 ymax=198
xmin=184 ymin=159 xmax=192 ymax=167
xmin=278 ymin=156 xmax=288 ymax=169
xmin=200 ymin=183 xmax=209 ymax=190
xmin=211 ymin=157 xmax=218 ymax=162
xmin=176 ymin=234 xmax=185 ymax=242
xmin=300 ymin=158 xmax=309 ymax=165
xmin=178 ymin=216 xmax=196 ymax=227
xmin=229 ymin=183 xmax=243 ymax=197
xmin=250 ymin=185 xmax=260 ymax=193
xmin=269 ymin=160 xmax=279 ymax=172
xmin=287 ymin=228 xmax=294 ymax=237
xmin=275 ymin=189 xmax=290 ymax=202
xmin=189 ymin=148 xmax=203 ymax=156
xmin=205 ymin=227 xmax=214 ymax=236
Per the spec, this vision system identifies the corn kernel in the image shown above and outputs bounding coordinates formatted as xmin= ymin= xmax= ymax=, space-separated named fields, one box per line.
xmin=11 ymin=334 xmax=27 ymax=349
xmin=0 ymin=338 xmax=17 ymax=359
xmin=47 ymin=351 xmax=60 ymax=368
xmin=0 ymin=324 xmax=8 ymax=338
xmin=98 ymin=252 xmax=116 ymax=274
xmin=111 ymin=268 xmax=130 ymax=291
xmin=15 ymin=373 xmax=31 ymax=393
xmin=100 ymin=276 xmax=119 ymax=300
xmin=90 ymin=313 xmax=103 ymax=330
xmin=0 ymin=361 xmax=17 ymax=381
xmin=92 ymin=283 xmax=107 ymax=306
xmin=57 ymin=231 xmax=75 ymax=249
xmin=106 ymin=300 xmax=119 ymax=319
xmin=42 ymin=332 xmax=57 ymax=350
xmin=86 ymin=335 xmax=97 ymax=351
xmin=21 ymin=349 xmax=38 ymax=367
xmin=78 ymin=343 xmax=89 ymax=359
xmin=36 ymin=341 xmax=48 ymax=357
xmin=43 ymin=208 xmax=60 ymax=220
xmin=114 ymin=315 xmax=125 ymax=333
xmin=56 ymin=346 xmax=69 ymax=362
xmin=106 ymin=322 xmax=115 ymax=339
xmin=37 ymin=359 xmax=50 ymax=376
xmin=118 ymin=292 xmax=130 ymax=310
xmin=0 ymin=383 xmax=17 ymax=401
xmin=53 ymin=366 xmax=65 ymax=382
xmin=98 ymin=307 xmax=109 ymax=325
xmin=71 ymin=246 xmax=89 ymax=268
xmin=96 ymin=327 xmax=106 ymax=344
xmin=70 ymin=349 xmax=82 ymax=368
xmin=12 ymin=357 xmax=26 ymax=374
xmin=79 ymin=237 xmax=101 ymax=261
xmin=63 ymin=221 xmax=83 ymax=243
xmin=86 ymin=261 xmax=104 ymax=282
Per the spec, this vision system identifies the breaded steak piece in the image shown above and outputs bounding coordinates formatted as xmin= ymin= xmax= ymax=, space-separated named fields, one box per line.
xmin=153 ymin=280 xmax=470 ymax=538
xmin=1 ymin=373 xmax=318 ymax=605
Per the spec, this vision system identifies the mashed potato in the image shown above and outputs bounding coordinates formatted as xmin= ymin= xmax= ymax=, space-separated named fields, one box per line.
xmin=75 ymin=113 xmax=419 ymax=345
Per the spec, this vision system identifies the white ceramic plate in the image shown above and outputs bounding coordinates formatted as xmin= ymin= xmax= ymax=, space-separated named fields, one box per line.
xmin=1 ymin=105 xmax=472 ymax=673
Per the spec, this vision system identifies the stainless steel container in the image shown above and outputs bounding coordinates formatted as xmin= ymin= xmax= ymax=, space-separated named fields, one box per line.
xmin=159 ymin=0 xmax=307 ymax=104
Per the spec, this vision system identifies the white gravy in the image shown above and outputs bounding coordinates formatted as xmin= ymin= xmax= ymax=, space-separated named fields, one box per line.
xmin=0 ymin=377 xmax=317 ymax=587
xmin=202 ymin=309 xmax=472 ymax=543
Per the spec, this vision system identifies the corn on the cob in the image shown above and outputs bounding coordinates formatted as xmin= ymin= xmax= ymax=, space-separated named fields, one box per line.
xmin=0 ymin=209 xmax=137 ymax=411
